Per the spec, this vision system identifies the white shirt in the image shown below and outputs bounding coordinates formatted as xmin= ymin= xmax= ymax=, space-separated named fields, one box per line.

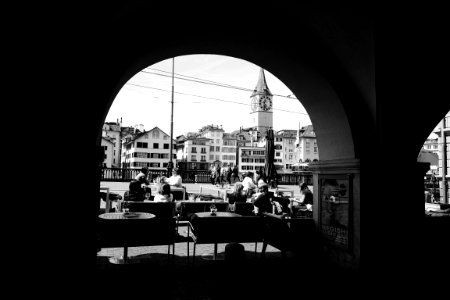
xmin=153 ymin=193 xmax=174 ymax=202
xmin=166 ymin=175 xmax=182 ymax=187
xmin=242 ymin=177 xmax=256 ymax=191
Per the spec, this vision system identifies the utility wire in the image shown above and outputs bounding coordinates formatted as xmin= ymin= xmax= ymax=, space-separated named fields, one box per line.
xmin=141 ymin=68 xmax=298 ymax=99
xmin=125 ymin=82 xmax=309 ymax=115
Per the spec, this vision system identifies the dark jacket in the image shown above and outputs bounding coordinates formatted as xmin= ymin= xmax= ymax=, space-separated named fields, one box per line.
xmin=227 ymin=192 xmax=247 ymax=204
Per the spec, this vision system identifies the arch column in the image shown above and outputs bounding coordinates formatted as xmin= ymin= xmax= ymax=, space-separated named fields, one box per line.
xmin=308 ymin=158 xmax=360 ymax=271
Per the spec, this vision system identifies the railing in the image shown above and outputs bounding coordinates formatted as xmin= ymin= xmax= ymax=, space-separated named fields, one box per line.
xmin=100 ymin=167 xmax=313 ymax=185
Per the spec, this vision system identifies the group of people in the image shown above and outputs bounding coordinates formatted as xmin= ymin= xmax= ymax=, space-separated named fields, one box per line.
xmin=126 ymin=166 xmax=313 ymax=217
xmin=209 ymin=164 xmax=239 ymax=186
xmin=225 ymin=169 xmax=313 ymax=217
xmin=128 ymin=167 xmax=183 ymax=202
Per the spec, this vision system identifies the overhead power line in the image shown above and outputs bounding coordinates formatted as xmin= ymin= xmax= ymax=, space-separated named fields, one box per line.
xmin=125 ymin=82 xmax=309 ymax=115
xmin=141 ymin=68 xmax=299 ymax=100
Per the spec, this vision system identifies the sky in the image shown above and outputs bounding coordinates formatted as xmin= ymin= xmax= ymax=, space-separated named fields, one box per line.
xmin=105 ymin=55 xmax=312 ymax=138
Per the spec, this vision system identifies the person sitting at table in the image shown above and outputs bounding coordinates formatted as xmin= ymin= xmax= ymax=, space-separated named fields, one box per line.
xmin=252 ymin=181 xmax=272 ymax=215
xmin=127 ymin=168 xmax=151 ymax=201
xmin=153 ymin=183 xmax=174 ymax=202
xmin=242 ymin=171 xmax=257 ymax=197
xmin=227 ymin=182 xmax=247 ymax=204
xmin=165 ymin=168 xmax=182 ymax=187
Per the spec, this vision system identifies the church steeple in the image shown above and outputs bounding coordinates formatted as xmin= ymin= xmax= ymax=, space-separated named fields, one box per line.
xmin=251 ymin=68 xmax=273 ymax=97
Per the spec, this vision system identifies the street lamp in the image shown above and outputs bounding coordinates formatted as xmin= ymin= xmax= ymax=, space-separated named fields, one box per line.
xmin=168 ymin=57 xmax=175 ymax=176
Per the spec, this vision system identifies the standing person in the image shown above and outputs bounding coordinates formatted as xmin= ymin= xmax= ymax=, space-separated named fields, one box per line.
xmin=215 ymin=164 xmax=222 ymax=186
xmin=226 ymin=165 xmax=232 ymax=185
xmin=231 ymin=164 xmax=239 ymax=183
xmin=153 ymin=183 xmax=174 ymax=202
xmin=210 ymin=164 xmax=216 ymax=185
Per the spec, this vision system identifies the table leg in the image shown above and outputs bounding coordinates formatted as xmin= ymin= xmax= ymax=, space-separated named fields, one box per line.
xmin=213 ymin=243 xmax=218 ymax=260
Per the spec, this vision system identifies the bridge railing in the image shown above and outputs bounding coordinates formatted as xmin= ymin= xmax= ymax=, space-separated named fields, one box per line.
xmin=100 ymin=167 xmax=312 ymax=185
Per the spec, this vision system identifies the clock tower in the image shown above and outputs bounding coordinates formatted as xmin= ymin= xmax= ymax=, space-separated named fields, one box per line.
xmin=250 ymin=68 xmax=273 ymax=136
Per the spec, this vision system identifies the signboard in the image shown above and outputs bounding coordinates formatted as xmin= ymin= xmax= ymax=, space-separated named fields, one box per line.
xmin=318 ymin=174 xmax=353 ymax=251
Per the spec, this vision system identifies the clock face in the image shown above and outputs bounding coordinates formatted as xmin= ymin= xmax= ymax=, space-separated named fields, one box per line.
xmin=259 ymin=95 xmax=272 ymax=111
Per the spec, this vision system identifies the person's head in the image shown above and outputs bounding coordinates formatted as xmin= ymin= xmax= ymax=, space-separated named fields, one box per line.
xmin=258 ymin=181 xmax=268 ymax=192
xmin=246 ymin=171 xmax=253 ymax=178
xmin=172 ymin=168 xmax=178 ymax=175
xmin=300 ymin=183 xmax=308 ymax=191
xmin=233 ymin=182 xmax=244 ymax=194
xmin=140 ymin=167 xmax=148 ymax=175
xmin=159 ymin=183 xmax=171 ymax=195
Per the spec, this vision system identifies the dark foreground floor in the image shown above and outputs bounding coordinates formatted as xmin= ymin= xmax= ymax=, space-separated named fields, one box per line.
xmin=95 ymin=250 xmax=359 ymax=300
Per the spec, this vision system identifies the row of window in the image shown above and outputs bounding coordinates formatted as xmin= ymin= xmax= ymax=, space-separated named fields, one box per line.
xmin=133 ymin=162 xmax=168 ymax=168
xmin=125 ymin=153 xmax=176 ymax=159
xmin=242 ymin=150 xmax=265 ymax=156
xmin=241 ymin=158 xmax=265 ymax=163
xmin=136 ymin=142 xmax=175 ymax=149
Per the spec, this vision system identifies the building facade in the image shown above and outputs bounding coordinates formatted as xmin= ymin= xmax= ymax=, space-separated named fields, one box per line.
xmin=121 ymin=126 xmax=176 ymax=170
xmin=433 ymin=111 xmax=450 ymax=202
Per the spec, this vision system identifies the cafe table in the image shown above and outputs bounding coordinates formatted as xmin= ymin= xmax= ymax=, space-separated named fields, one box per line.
xmin=98 ymin=212 xmax=155 ymax=264
xmin=191 ymin=211 xmax=242 ymax=260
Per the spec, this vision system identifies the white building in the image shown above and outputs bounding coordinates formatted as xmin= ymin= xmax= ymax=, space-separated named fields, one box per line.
xmin=238 ymin=146 xmax=266 ymax=173
xmin=121 ymin=126 xmax=176 ymax=170
xmin=101 ymin=137 xmax=115 ymax=167
xmin=295 ymin=124 xmax=319 ymax=163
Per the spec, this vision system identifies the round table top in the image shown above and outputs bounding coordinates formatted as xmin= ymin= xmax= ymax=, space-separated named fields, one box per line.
xmin=194 ymin=212 xmax=242 ymax=218
xmin=98 ymin=212 xmax=155 ymax=220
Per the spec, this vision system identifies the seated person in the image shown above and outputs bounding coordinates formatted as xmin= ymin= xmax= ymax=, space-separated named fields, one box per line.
xmin=165 ymin=168 xmax=182 ymax=187
xmin=252 ymin=181 xmax=272 ymax=216
xmin=153 ymin=183 xmax=174 ymax=202
xmin=127 ymin=167 xmax=152 ymax=201
xmin=227 ymin=182 xmax=247 ymax=204
xmin=242 ymin=171 xmax=257 ymax=197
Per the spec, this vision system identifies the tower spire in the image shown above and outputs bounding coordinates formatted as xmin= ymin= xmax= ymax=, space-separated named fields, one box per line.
xmin=251 ymin=68 xmax=272 ymax=97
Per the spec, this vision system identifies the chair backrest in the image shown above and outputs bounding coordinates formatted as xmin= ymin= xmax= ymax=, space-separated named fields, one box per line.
xmin=97 ymin=217 xmax=177 ymax=248
xmin=262 ymin=213 xmax=316 ymax=252
xmin=179 ymin=201 xmax=229 ymax=221
xmin=233 ymin=202 xmax=255 ymax=216
xmin=192 ymin=215 xmax=264 ymax=244
xmin=123 ymin=201 xmax=176 ymax=218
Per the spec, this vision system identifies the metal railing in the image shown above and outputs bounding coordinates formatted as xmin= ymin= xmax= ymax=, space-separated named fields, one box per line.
xmin=100 ymin=167 xmax=313 ymax=185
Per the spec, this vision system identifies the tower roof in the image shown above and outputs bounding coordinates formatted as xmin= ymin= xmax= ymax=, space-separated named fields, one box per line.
xmin=251 ymin=68 xmax=272 ymax=97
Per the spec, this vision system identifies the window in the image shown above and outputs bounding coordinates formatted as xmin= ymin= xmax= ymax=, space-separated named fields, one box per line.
xmin=201 ymin=155 xmax=206 ymax=161
xmin=216 ymin=139 xmax=220 ymax=144
xmin=289 ymin=154 xmax=293 ymax=160
xmin=210 ymin=155 xmax=214 ymax=160
xmin=164 ymin=143 xmax=169 ymax=149
xmin=216 ymin=146 xmax=220 ymax=152
xmin=201 ymin=147 xmax=206 ymax=153
xmin=152 ymin=131 xmax=160 ymax=139
xmin=150 ymin=163 xmax=159 ymax=168
xmin=192 ymin=147 xmax=197 ymax=153
xmin=276 ymin=152 xmax=281 ymax=157
xmin=137 ymin=142 xmax=148 ymax=148
xmin=191 ymin=155 xmax=197 ymax=161
xmin=153 ymin=143 xmax=159 ymax=149
xmin=210 ymin=146 xmax=214 ymax=152
xmin=314 ymin=147 xmax=318 ymax=152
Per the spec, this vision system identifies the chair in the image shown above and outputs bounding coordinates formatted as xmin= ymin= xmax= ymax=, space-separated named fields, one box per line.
xmin=97 ymin=216 xmax=177 ymax=262
xmin=261 ymin=213 xmax=317 ymax=259
xmin=123 ymin=201 xmax=176 ymax=218
xmin=233 ymin=202 xmax=255 ymax=216
xmin=189 ymin=215 xmax=265 ymax=265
